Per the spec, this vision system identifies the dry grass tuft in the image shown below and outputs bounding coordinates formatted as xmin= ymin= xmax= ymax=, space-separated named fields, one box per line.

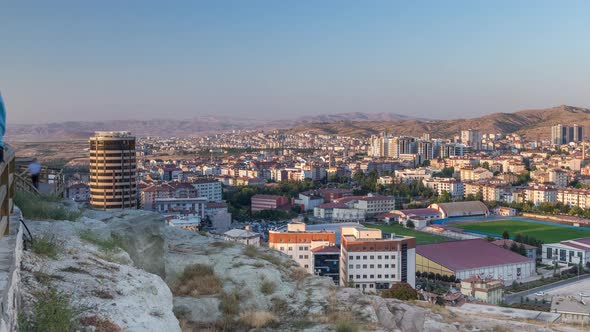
xmin=260 ymin=279 xmax=277 ymax=295
xmin=79 ymin=315 xmax=123 ymax=332
xmin=290 ymin=267 xmax=309 ymax=282
xmin=239 ymin=310 xmax=278 ymax=328
xmin=172 ymin=264 xmax=222 ymax=297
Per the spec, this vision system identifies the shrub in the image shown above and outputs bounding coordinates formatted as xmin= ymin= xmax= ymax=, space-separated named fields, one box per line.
xmin=260 ymin=279 xmax=276 ymax=295
xmin=238 ymin=310 xmax=278 ymax=328
xmin=31 ymin=234 xmax=62 ymax=259
xmin=32 ymin=289 xmax=78 ymax=332
xmin=15 ymin=192 xmax=81 ymax=221
xmin=335 ymin=321 xmax=359 ymax=332
xmin=270 ymin=297 xmax=289 ymax=315
xmin=381 ymin=282 xmax=418 ymax=301
xmin=172 ymin=264 xmax=221 ymax=297
xmin=219 ymin=292 xmax=240 ymax=317
xmin=79 ymin=230 xmax=124 ymax=253
xmin=243 ymin=245 xmax=258 ymax=257
xmin=290 ymin=267 xmax=309 ymax=281
xmin=211 ymin=241 xmax=235 ymax=249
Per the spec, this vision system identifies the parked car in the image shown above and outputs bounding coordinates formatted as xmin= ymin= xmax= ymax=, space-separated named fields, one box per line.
xmin=534 ymin=291 xmax=546 ymax=296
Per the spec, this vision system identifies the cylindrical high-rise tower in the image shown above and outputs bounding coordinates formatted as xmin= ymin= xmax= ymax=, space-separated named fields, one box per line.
xmin=89 ymin=131 xmax=137 ymax=210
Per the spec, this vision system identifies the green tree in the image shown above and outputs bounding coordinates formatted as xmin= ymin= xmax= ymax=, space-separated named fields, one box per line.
xmin=381 ymin=282 xmax=418 ymax=301
xmin=406 ymin=220 xmax=415 ymax=229
xmin=502 ymin=230 xmax=510 ymax=239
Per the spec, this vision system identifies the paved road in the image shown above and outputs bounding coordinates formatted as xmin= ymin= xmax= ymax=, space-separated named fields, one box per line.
xmin=504 ymin=274 xmax=590 ymax=304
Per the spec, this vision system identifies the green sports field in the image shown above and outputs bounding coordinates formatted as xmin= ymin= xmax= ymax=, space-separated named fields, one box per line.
xmin=365 ymin=224 xmax=451 ymax=245
xmin=454 ymin=220 xmax=590 ymax=243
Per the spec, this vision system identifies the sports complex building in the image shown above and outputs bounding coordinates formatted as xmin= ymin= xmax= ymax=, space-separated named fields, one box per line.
xmin=416 ymin=239 xmax=535 ymax=283
xmin=428 ymin=201 xmax=489 ymax=218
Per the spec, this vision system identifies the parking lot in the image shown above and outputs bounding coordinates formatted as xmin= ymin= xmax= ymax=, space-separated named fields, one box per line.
xmin=543 ymin=277 xmax=590 ymax=297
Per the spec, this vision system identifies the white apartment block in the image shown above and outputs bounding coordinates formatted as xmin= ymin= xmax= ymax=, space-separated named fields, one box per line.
xmin=191 ymin=180 xmax=222 ymax=202
xmin=340 ymin=226 xmax=416 ymax=293
xmin=525 ymin=186 xmax=557 ymax=205
xmin=423 ymin=178 xmax=464 ymax=199
xmin=557 ymin=188 xmax=590 ymax=209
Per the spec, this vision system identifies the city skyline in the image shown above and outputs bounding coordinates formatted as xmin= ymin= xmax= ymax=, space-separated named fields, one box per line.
xmin=3 ymin=1 xmax=590 ymax=124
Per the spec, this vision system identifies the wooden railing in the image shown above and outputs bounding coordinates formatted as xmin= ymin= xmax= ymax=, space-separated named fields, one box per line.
xmin=0 ymin=146 xmax=16 ymax=238
xmin=16 ymin=164 xmax=65 ymax=198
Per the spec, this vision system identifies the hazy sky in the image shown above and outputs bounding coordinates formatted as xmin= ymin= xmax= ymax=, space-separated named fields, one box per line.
xmin=3 ymin=1 xmax=590 ymax=124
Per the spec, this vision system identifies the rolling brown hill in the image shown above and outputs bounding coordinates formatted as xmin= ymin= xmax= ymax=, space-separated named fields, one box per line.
xmin=286 ymin=105 xmax=590 ymax=139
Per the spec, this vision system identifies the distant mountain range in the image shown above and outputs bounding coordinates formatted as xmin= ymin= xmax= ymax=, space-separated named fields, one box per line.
xmin=287 ymin=105 xmax=590 ymax=140
xmin=6 ymin=106 xmax=590 ymax=140
xmin=6 ymin=112 xmax=426 ymax=141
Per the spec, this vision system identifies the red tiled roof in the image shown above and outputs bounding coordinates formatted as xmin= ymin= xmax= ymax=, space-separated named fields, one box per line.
xmin=416 ymin=239 xmax=532 ymax=272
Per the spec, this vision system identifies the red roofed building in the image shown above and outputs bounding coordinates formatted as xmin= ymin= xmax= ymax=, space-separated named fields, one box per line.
xmin=416 ymin=239 xmax=535 ymax=283
xmin=251 ymin=194 xmax=290 ymax=212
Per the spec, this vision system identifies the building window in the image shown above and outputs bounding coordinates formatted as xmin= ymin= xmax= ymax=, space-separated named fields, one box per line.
xmin=349 ymin=265 xmax=353 ymax=269
xmin=369 ymin=284 xmax=374 ymax=288
xmin=377 ymin=264 xmax=382 ymax=268
xmin=356 ymin=275 xmax=360 ymax=279
xmin=356 ymin=285 xmax=360 ymax=288
xmin=370 ymin=275 xmax=374 ymax=279
xmin=288 ymin=247 xmax=293 ymax=251
xmin=377 ymin=256 xmax=382 ymax=259
xmin=363 ymin=256 xmax=367 ymax=260
xmin=384 ymin=264 xmax=389 ymax=268
xmin=377 ymin=274 xmax=382 ymax=278
xmin=356 ymin=265 xmax=361 ymax=269
xmin=304 ymin=255 xmax=308 ymax=259
xmin=350 ymin=256 xmax=354 ymax=260
xmin=356 ymin=256 xmax=361 ymax=260
xmin=385 ymin=274 xmax=389 ymax=278
xmin=280 ymin=247 xmax=284 ymax=251
xmin=370 ymin=264 xmax=374 ymax=268
xmin=363 ymin=275 xmax=367 ymax=279
xmin=299 ymin=255 xmax=303 ymax=259
xmin=384 ymin=255 xmax=389 ymax=259
xmin=362 ymin=264 xmax=367 ymax=268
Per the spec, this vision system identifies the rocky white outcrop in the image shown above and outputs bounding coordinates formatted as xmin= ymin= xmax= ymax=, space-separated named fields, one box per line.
xmin=20 ymin=215 xmax=180 ymax=332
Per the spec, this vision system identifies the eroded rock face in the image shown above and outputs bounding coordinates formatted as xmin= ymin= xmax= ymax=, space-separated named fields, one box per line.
xmin=20 ymin=215 xmax=180 ymax=332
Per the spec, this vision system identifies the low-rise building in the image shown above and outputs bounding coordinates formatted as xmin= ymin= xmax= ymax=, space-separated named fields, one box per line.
xmin=223 ymin=228 xmax=261 ymax=246
xmin=416 ymin=239 xmax=535 ymax=283
xmin=294 ymin=191 xmax=325 ymax=211
xmin=460 ymin=275 xmax=504 ymax=305
xmin=493 ymin=206 xmax=517 ymax=216
xmin=251 ymin=194 xmax=290 ymax=212
xmin=340 ymin=226 xmax=416 ymax=292
xmin=542 ymin=237 xmax=590 ymax=266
